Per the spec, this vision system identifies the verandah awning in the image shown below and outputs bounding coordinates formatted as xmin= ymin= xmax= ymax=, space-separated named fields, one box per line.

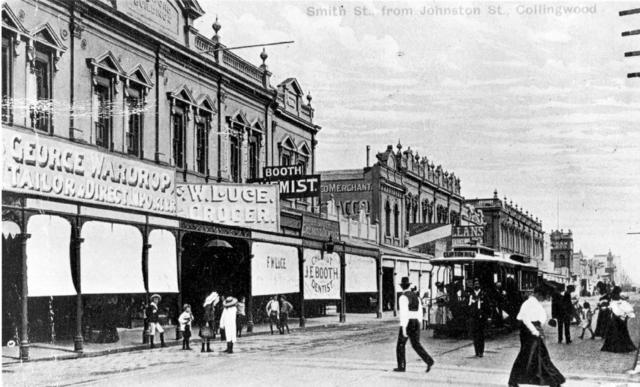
xmin=26 ymin=215 xmax=77 ymax=297
xmin=81 ymin=221 xmax=145 ymax=294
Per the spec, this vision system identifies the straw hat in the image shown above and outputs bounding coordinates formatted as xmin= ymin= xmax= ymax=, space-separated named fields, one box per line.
xmin=150 ymin=294 xmax=162 ymax=302
xmin=223 ymin=296 xmax=238 ymax=307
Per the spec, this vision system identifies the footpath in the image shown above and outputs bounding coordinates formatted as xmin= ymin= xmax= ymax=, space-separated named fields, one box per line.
xmin=2 ymin=313 xmax=395 ymax=365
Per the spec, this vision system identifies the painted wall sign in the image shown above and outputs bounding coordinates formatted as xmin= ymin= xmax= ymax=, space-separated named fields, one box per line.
xmin=303 ymin=249 xmax=340 ymax=300
xmin=301 ymin=214 xmax=340 ymax=241
xmin=123 ymin=0 xmax=180 ymax=38
xmin=176 ymin=183 xmax=279 ymax=232
xmin=251 ymin=242 xmax=300 ymax=296
xmin=3 ymin=128 xmax=176 ymax=216
xmin=321 ymin=181 xmax=371 ymax=193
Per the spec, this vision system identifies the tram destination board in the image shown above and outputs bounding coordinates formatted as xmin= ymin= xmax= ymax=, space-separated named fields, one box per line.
xmin=247 ymin=166 xmax=321 ymax=199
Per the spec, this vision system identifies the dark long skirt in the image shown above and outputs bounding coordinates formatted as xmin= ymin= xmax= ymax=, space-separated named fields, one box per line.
xmin=601 ymin=316 xmax=636 ymax=353
xmin=508 ymin=323 xmax=565 ymax=386
xmin=594 ymin=308 xmax=610 ymax=338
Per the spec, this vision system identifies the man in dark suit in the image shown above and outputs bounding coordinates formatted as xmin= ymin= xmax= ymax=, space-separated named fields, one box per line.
xmin=558 ymin=285 xmax=575 ymax=344
xmin=468 ymin=278 xmax=490 ymax=357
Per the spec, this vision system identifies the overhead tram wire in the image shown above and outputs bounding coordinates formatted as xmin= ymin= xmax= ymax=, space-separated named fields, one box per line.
xmin=199 ymin=41 xmax=295 ymax=54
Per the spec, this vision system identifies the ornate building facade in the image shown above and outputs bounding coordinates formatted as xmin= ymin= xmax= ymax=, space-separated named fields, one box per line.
xmin=321 ymin=142 xmax=464 ymax=250
xmin=466 ymin=191 xmax=544 ymax=263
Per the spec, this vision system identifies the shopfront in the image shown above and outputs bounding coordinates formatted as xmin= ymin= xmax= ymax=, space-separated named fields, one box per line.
xmin=379 ymin=245 xmax=432 ymax=315
xmin=2 ymin=127 xmax=179 ymax=359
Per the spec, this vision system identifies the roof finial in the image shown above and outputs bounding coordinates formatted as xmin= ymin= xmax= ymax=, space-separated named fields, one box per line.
xmin=212 ymin=16 xmax=221 ymax=41
xmin=493 ymin=189 xmax=498 ymax=199
xmin=306 ymin=91 xmax=312 ymax=106
xmin=260 ymin=47 xmax=268 ymax=66
xmin=396 ymin=140 xmax=402 ymax=152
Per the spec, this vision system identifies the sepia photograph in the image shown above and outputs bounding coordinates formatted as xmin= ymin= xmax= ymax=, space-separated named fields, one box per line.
xmin=1 ymin=0 xmax=640 ymax=386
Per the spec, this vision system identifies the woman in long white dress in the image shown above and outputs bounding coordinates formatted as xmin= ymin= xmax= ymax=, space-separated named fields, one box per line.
xmin=602 ymin=286 xmax=636 ymax=353
xmin=508 ymin=286 xmax=565 ymax=387
xmin=220 ymin=296 xmax=238 ymax=354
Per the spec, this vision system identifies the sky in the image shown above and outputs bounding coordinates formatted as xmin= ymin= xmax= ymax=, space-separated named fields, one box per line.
xmin=194 ymin=1 xmax=640 ymax=282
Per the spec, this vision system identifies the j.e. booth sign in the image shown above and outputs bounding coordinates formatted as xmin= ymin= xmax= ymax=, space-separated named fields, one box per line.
xmin=3 ymin=129 xmax=176 ymax=216
xmin=176 ymin=183 xmax=279 ymax=232
xmin=303 ymin=249 xmax=340 ymax=300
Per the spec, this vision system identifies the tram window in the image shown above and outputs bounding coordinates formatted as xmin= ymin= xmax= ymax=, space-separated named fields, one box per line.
xmin=493 ymin=273 xmax=498 ymax=283
xmin=453 ymin=265 xmax=462 ymax=277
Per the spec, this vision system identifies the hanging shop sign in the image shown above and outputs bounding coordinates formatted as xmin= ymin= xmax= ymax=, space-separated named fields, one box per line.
xmin=345 ymin=254 xmax=377 ymax=293
xmin=303 ymin=249 xmax=341 ymax=300
xmin=3 ymin=128 xmax=176 ymax=216
xmin=251 ymin=242 xmax=300 ymax=296
xmin=176 ymin=183 xmax=279 ymax=232
xmin=248 ymin=167 xmax=320 ymax=199
xmin=301 ymin=214 xmax=340 ymax=241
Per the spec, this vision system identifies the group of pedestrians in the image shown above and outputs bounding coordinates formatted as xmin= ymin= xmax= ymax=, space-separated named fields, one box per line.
xmin=266 ymin=295 xmax=294 ymax=335
xmin=395 ymin=277 xmax=638 ymax=387
xmin=145 ymin=291 xmax=246 ymax=354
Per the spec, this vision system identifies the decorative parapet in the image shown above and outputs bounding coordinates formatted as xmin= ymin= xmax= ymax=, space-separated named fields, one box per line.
xmin=194 ymin=34 xmax=266 ymax=86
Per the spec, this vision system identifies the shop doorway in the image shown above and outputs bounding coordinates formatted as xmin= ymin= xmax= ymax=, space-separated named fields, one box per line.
xmin=382 ymin=267 xmax=395 ymax=311
xmin=180 ymin=233 xmax=250 ymax=324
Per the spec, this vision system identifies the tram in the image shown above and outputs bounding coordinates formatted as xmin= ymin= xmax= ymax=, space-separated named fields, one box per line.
xmin=427 ymin=245 xmax=541 ymax=338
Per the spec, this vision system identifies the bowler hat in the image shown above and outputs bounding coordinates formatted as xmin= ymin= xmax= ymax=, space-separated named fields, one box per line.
xmin=399 ymin=277 xmax=411 ymax=289
xmin=435 ymin=281 xmax=444 ymax=287
xmin=473 ymin=279 xmax=481 ymax=287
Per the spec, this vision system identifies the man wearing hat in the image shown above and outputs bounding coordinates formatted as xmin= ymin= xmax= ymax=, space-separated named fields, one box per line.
xmin=219 ymin=296 xmax=238 ymax=354
xmin=468 ymin=278 xmax=489 ymax=357
xmin=394 ymin=277 xmax=435 ymax=373
xmin=147 ymin=294 xmax=166 ymax=348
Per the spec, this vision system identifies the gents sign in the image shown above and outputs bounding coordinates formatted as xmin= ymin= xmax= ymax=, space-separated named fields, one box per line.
xmin=251 ymin=242 xmax=299 ymax=296
xmin=176 ymin=183 xmax=279 ymax=232
xmin=452 ymin=225 xmax=485 ymax=238
xmin=3 ymin=129 xmax=176 ymax=216
xmin=303 ymin=249 xmax=340 ymax=300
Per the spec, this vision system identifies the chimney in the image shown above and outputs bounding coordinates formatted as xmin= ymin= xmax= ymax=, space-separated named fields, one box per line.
xmin=366 ymin=145 xmax=370 ymax=167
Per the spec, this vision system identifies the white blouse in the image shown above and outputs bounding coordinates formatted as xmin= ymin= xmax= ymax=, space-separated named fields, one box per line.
xmin=517 ymin=296 xmax=547 ymax=336
xmin=610 ymin=300 xmax=636 ymax=319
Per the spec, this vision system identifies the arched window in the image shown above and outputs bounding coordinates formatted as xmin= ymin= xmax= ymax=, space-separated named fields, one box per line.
xmin=405 ymin=197 xmax=411 ymax=230
xmin=412 ymin=202 xmax=418 ymax=224
xmin=393 ymin=203 xmax=399 ymax=238
xmin=229 ymin=115 xmax=246 ymax=182
xmin=248 ymin=122 xmax=263 ymax=180
xmin=384 ymin=201 xmax=391 ymax=237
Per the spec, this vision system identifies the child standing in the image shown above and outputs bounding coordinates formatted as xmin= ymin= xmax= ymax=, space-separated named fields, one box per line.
xmin=179 ymin=304 xmax=194 ymax=350
xmin=579 ymin=302 xmax=595 ymax=340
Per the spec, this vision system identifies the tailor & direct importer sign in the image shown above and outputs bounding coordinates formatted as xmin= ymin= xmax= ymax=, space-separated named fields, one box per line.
xmin=176 ymin=183 xmax=279 ymax=232
xmin=3 ymin=129 xmax=176 ymax=216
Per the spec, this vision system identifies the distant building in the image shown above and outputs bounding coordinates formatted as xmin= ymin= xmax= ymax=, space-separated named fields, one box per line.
xmin=465 ymin=190 xmax=544 ymax=264
xmin=550 ymin=230 xmax=574 ymax=272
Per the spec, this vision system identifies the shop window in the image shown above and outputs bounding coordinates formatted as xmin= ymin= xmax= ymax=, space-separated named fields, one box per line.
xmin=172 ymin=106 xmax=186 ymax=169
xmin=126 ymin=88 xmax=143 ymax=157
xmin=393 ymin=203 xmax=399 ymax=238
xmin=385 ymin=201 xmax=391 ymax=237
xmin=32 ymin=45 xmax=54 ymax=133
xmin=2 ymin=34 xmax=14 ymax=124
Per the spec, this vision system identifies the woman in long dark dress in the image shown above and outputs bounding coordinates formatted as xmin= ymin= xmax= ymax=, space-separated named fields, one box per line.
xmin=508 ymin=286 xmax=565 ymax=387
xmin=594 ymin=293 xmax=611 ymax=338
xmin=601 ymin=287 xmax=636 ymax=353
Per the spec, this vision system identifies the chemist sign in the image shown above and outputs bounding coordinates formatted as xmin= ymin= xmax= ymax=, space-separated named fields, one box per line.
xmin=303 ymin=249 xmax=341 ymax=300
xmin=246 ymin=165 xmax=320 ymax=199
xmin=176 ymin=183 xmax=279 ymax=232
